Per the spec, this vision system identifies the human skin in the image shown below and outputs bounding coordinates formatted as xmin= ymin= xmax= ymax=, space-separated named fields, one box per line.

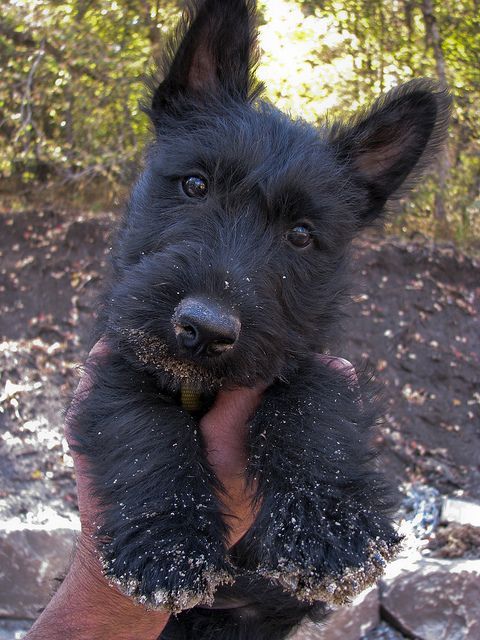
xmin=25 ymin=345 xmax=353 ymax=640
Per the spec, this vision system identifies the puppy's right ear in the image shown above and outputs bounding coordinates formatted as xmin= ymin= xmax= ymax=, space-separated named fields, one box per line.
xmin=149 ymin=0 xmax=258 ymax=117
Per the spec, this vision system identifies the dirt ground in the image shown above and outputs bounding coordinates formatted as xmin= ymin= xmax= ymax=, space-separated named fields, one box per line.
xmin=0 ymin=208 xmax=479 ymax=526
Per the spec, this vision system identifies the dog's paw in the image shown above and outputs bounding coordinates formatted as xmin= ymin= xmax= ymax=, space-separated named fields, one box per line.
xmin=100 ymin=535 xmax=234 ymax=613
xmin=257 ymin=538 xmax=400 ymax=605
xmin=246 ymin=504 xmax=402 ymax=606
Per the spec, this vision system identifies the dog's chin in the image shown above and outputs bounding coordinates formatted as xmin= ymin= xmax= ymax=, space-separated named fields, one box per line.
xmin=154 ymin=352 xmax=272 ymax=395
xmin=117 ymin=326 xmax=271 ymax=393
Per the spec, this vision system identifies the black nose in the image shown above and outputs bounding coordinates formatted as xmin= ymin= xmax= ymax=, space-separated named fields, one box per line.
xmin=173 ymin=298 xmax=241 ymax=357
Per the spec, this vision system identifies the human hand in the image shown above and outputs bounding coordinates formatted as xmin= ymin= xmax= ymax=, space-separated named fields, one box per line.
xmin=27 ymin=341 xmax=266 ymax=640
xmin=65 ymin=341 xmax=265 ymax=553
xmin=27 ymin=343 xmax=354 ymax=640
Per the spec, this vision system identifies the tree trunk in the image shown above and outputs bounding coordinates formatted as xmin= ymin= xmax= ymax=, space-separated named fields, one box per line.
xmin=421 ymin=0 xmax=450 ymax=233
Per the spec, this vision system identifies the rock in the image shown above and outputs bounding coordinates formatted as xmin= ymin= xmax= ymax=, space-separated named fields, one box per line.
xmin=0 ymin=619 xmax=32 ymax=640
xmin=380 ymin=557 xmax=480 ymax=640
xmin=427 ymin=522 xmax=480 ymax=559
xmin=291 ymin=586 xmax=379 ymax=640
xmin=441 ymin=497 xmax=480 ymax=527
xmin=361 ymin=622 xmax=406 ymax=639
xmin=0 ymin=514 xmax=79 ymax=619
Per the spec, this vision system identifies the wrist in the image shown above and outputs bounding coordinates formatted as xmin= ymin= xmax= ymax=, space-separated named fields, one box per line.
xmin=26 ymin=535 xmax=170 ymax=640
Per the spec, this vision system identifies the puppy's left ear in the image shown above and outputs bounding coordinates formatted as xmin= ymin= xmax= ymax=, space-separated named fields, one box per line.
xmin=150 ymin=0 xmax=258 ymax=115
xmin=329 ymin=79 xmax=452 ymax=224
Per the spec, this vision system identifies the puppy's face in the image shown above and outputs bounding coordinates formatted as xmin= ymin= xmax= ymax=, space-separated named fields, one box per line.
xmin=107 ymin=0 xmax=450 ymax=391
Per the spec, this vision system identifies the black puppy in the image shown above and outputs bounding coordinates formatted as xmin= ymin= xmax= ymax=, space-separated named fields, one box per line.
xmin=75 ymin=1 xmax=450 ymax=638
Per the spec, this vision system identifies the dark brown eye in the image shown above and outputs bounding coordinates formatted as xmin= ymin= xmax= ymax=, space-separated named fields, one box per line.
xmin=286 ymin=225 xmax=313 ymax=248
xmin=182 ymin=176 xmax=208 ymax=198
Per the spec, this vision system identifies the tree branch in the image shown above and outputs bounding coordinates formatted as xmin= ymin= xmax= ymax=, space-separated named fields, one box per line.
xmin=0 ymin=19 xmax=103 ymax=82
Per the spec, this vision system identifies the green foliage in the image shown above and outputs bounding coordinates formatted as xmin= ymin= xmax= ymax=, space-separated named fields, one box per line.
xmin=0 ymin=0 xmax=478 ymax=247
xmin=259 ymin=0 xmax=479 ymax=248
xmin=0 ymin=0 xmax=180 ymax=186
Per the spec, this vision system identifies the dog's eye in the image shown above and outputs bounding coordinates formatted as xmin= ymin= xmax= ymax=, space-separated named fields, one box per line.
xmin=286 ymin=225 xmax=313 ymax=248
xmin=182 ymin=176 xmax=208 ymax=199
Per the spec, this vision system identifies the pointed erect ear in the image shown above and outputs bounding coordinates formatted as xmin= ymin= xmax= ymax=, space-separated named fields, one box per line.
xmin=329 ymin=79 xmax=452 ymax=223
xmin=150 ymin=0 xmax=258 ymax=114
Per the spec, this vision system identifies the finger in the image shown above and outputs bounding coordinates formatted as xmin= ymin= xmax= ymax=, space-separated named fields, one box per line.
xmin=64 ymin=339 xmax=109 ymax=532
xmin=200 ymin=385 xmax=266 ymax=473
xmin=317 ymin=354 xmax=358 ymax=384
xmin=200 ymin=386 xmax=266 ymax=547
xmin=65 ymin=339 xmax=109 ymax=444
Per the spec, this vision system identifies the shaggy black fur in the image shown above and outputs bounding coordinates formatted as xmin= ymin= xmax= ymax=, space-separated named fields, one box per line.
xmin=74 ymin=1 xmax=451 ymax=638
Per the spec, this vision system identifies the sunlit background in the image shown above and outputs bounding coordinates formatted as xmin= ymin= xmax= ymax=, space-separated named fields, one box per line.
xmin=1 ymin=0 xmax=479 ymax=247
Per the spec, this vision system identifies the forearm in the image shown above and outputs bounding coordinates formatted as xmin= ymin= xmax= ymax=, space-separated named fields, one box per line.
xmin=26 ymin=540 xmax=170 ymax=640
